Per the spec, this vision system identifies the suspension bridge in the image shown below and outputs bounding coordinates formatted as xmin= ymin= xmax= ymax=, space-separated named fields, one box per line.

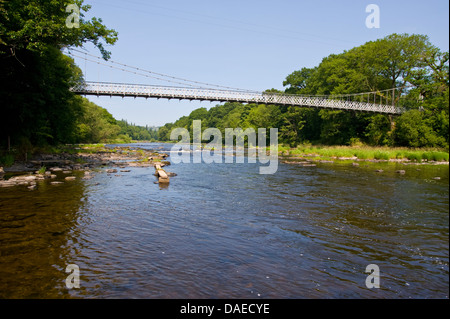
xmin=67 ymin=50 xmax=406 ymax=115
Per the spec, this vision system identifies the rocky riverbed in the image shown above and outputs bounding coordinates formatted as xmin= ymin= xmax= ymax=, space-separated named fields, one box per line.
xmin=0 ymin=146 xmax=172 ymax=188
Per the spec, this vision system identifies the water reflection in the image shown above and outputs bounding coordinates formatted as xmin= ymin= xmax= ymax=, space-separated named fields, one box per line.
xmin=0 ymin=172 xmax=88 ymax=298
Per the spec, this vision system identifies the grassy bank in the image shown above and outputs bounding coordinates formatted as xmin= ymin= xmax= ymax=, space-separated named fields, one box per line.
xmin=278 ymin=144 xmax=449 ymax=163
xmin=0 ymin=143 xmax=107 ymax=167
xmin=3 ymin=142 xmax=449 ymax=167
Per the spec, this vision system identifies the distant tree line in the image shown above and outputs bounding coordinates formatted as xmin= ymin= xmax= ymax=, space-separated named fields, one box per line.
xmin=117 ymin=120 xmax=159 ymax=142
xmin=158 ymin=33 xmax=449 ymax=149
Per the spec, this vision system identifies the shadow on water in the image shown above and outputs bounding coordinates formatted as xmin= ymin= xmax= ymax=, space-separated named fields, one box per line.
xmin=0 ymin=172 xmax=88 ymax=298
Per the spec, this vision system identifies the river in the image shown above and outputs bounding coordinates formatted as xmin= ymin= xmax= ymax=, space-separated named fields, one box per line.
xmin=0 ymin=143 xmax=448 ymax=298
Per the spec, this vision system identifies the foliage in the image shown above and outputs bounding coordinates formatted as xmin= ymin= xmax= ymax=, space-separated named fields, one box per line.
xmin=280 ymin=33 xmax=448 ymax=148
xmin=117 ymin=120 xmax=159 ymax=141
xmin=1 ymin=0 xmax=118 ymax=151
xmin=393 ymin=110 xmax=447 ymax=148
xmin=160 ymin=33 xmax=448 ymax=150
xmin=0 ymin=0 xmax=118 ymax=59
xmin=73 ymin=98 xmax=121 ymax=143
xmin=281 ymin=144 xmax=449 ymax=162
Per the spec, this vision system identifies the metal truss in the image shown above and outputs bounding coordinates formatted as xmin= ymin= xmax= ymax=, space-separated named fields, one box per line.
xmin=71 ymin=82 xmax=405 ymax=115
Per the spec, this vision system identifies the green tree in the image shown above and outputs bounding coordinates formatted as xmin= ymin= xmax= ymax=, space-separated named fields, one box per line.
xmin=364 ymin=114 xmax=392 ymax=146
xmin=156 ymin=33 xmax=448 ymax=149
xmin=282 ymin=33 xmax=447 ymax=147
xmin=1 ymin=0 xmax=118 ymax=150
xmin=393 ymin=110 xmax=446 ymax=148
xmin=245 ymin=104 xmax=282 ymax=130
xmin=74 ymin=98 xmax=120 ymax=143
xmin=0 ymin=0 xmax=118 ymax=59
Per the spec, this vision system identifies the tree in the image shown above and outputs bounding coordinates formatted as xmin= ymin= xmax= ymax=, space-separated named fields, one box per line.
xmin=364 ymin=114 xmax=392 ymax=146
xmin=157 ymin=33 xmax=448 ymax=149
xmin=245 ymin=104 xmax=282 ymax=130
xmin=74 ymin=98 xmax=120 ymax=143
xmin=282 ymin=33 xmax=447 ymax=147
xmin=0 ymin=0 xmax=118 ymax=149
xmin=279 ymin=106 xmax=306 ymax=147
xmin=283 ymin=68 xmax=315 ymax=94
xmin=0 ymin=0 xmax=118 ymax=59
xmin=393 ymin=110 xmax=446 ymax=148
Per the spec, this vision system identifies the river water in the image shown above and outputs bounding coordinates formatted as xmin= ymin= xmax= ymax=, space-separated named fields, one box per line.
xmin=0 ymin=143 xmax=448 ymax=298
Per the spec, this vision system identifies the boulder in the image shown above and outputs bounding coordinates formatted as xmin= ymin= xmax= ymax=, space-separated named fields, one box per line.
xmin=0 ymin=180 xmax=16 ymax=187
xmin=9 ymin=175 xmax=36 ymax=183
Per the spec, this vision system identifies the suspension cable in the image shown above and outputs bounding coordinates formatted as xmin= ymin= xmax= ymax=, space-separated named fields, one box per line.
xmin=66 ymin=48 xmax=260 ymax=93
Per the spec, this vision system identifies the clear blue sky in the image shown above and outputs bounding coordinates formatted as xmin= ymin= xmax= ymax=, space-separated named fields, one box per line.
xmin=69 ymin=0 xmax=449 ymax=127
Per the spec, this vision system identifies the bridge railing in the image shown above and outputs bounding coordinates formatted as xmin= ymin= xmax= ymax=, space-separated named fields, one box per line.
xmin=71 ymin=82 xmax=405 ymax=115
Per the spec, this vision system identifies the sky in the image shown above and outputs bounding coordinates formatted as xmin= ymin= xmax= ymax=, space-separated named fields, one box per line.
xmin=67 ymin=0 xmax=450 ymax=127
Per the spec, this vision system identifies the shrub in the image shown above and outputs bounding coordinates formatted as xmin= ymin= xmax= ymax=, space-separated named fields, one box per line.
xmin=374 ymin=151 xmax=390 ymax=160
xmin=349 ymin=137 xmax=364 ymax=147
xmin=354 ymin=150 xmax=371 ymax=159
xmin=405 ymin=152 xmax=422 ymax=162
xmin=421 ymin=152 xmax=433 ymax=161
xmin=431 ymin=152 xmax=449 ymax=162
xmin=0 ymin=153 xmax=15 ymax=167
xmin=395 ymin=151 xmax=406 ymax=159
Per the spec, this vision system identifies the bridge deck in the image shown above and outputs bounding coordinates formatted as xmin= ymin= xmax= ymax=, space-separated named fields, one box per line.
xmin=71 ymin=82 xmax=404 ymax=115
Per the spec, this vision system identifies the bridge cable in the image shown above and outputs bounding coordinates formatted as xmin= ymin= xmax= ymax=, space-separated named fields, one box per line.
xmin=67 ymin=48 xmax=261 ymax=93
xmin=69 ymin=53 xmax=217 ymax=89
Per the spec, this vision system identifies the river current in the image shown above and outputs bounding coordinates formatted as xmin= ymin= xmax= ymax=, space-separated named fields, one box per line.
xmin=0 ymin=143 xmax=448 ymax=298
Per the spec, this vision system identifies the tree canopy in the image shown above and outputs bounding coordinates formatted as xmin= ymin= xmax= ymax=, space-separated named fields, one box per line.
xmin=1 ymin=0 xmax=119 ymax=153
xmin=159 ymin=33 xmax=449 ymax=149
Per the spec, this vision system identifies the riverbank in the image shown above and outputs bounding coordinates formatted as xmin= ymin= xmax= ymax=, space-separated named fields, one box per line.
xmin=278 ymin=144 xmax=449 ymax=164
xmin=0 ymin=144 xmax=171 ymax=188
xmin=1 ymin=143 xmax=448 ymax=186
